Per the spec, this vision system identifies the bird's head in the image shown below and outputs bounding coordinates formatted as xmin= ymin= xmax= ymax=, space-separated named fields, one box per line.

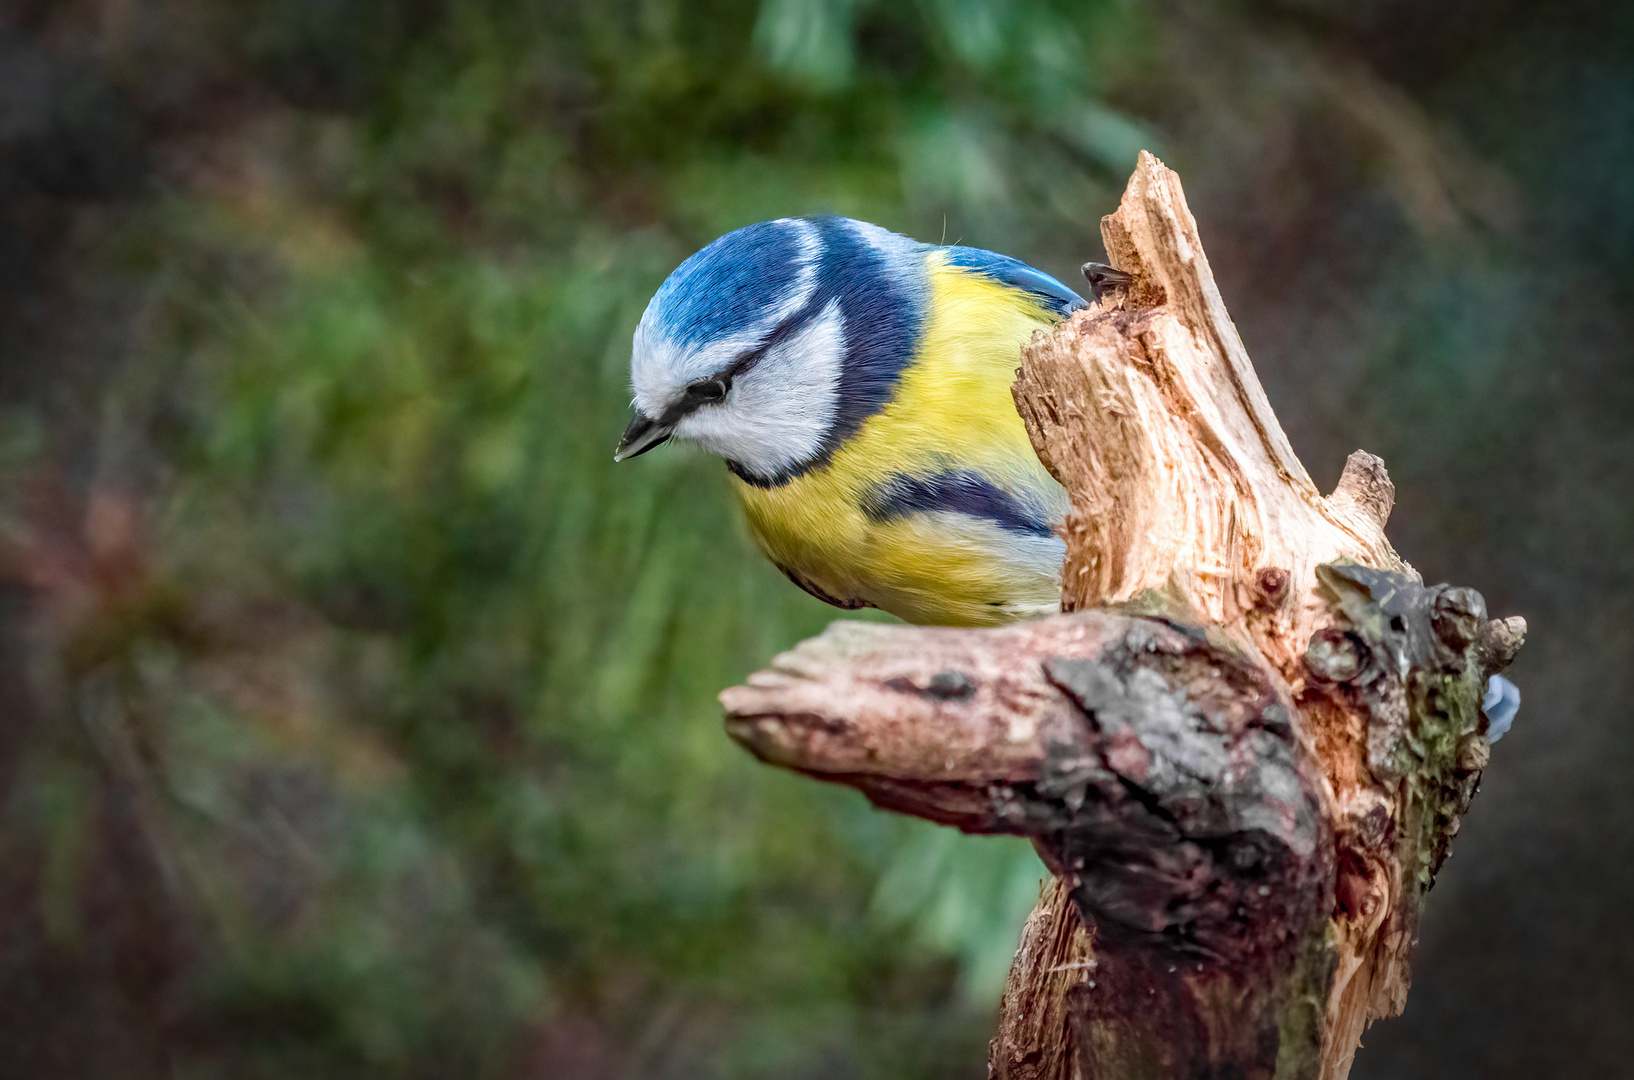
xmin=617 ymin=217 xmax=924 ymax=483
xmin=617 ymin=217 xmax=840 ymax=480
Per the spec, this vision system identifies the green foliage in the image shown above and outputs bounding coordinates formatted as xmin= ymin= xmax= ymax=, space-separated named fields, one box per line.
xmin=0 ymin=1 xmax=1174 ymax=1075
xmin=12 ymin=0 xmax=1634 ymax=1075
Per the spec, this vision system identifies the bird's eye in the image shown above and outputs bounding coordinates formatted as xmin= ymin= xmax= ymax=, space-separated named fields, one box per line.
xmin=688 ymin=375 xmax=730 ymax=404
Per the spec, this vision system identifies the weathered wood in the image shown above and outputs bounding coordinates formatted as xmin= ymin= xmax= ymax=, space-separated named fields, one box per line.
xmin=725 ymin=610 xmax=1336 ymax=1077
xmin=721 ymin=152 xmax=1524 ymax=1079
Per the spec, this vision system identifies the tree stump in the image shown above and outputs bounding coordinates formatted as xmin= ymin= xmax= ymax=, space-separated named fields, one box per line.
xmin=720 ymin=152 xmax=1524 ymax=1080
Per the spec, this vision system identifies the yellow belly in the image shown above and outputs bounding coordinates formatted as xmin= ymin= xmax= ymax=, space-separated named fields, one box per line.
xmin=731 ymin=256 xmax=1069 ymax=627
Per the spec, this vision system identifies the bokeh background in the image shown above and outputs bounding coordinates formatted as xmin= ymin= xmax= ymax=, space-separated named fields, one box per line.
xmin=2 ymin=1 xmax=1630 ymax=1077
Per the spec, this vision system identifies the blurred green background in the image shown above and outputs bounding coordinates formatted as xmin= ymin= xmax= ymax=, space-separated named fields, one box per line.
xmin=1 ymin=2 xmax=1630 ymax=1077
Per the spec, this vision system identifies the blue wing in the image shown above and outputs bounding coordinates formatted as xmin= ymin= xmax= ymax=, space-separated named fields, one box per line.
xmin=940 ymin=246 xmax=1087 ymax=318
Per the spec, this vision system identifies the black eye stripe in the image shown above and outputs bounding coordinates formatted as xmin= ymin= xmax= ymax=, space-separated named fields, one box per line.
xmin=686 ymin=374 xmax=730 ymax=402
xmin=666 ymin=305 xmax=813 ymax=424
xmin=704 ymin=297 xmax=821 ymax=396
xmin=663 ymin=374 xmax=731 ymax=424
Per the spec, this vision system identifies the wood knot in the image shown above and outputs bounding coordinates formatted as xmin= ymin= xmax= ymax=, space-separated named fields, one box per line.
xmin=1304 ymin=629 xmax=1365 ymax=683
xmin=1254 ymin=567 xmax=1290 ymax=610
xmin=885 ymin=670 xmax=976 ymax=701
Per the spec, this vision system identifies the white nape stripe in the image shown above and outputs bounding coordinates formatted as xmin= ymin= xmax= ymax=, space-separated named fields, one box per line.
xmin=773 ymin=217 xmax=822 ymax=326
xmin=842 ymin=218 xmax=928 ymax=299
xmin=674 ymin=297 xmax=844 ymax=479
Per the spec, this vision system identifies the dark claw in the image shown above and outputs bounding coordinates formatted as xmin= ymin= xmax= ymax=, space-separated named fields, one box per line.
xmin=1082 ymin=262 xmax=1134 ymax=303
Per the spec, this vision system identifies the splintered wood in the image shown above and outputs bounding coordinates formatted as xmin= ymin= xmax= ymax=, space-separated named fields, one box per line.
xmin=723 ymin=152 xmax=1524 ymax=1080
xmin=1012 ymin=155 xmax=1402 ymax=657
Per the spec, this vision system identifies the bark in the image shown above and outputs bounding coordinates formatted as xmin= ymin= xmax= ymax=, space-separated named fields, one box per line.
xmin=721 ymin=152 xmax=1524 ymax=1080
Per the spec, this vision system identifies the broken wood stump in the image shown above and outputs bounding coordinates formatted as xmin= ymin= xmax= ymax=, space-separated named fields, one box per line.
xmin=721 ymin=152 xmax=1524 ymax=1080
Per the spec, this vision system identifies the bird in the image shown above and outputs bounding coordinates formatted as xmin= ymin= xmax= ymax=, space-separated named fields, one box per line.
xmin=613 ymin=216 xmax=1527 ymax=740
xmin=615 ymin=215 xmax=1091 ymax=627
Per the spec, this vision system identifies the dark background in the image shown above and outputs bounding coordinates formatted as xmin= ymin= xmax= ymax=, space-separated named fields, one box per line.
xmin=2 ymin=1 xmax=1630 ymax=1077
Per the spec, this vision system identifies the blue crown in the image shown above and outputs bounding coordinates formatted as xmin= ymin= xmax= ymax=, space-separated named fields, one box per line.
xmin=647 ymin=219 xmax=811 ymax=349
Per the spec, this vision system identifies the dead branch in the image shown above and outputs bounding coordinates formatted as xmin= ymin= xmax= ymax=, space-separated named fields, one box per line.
xmin=722 ymin=152 xmax=1524 ymax=1080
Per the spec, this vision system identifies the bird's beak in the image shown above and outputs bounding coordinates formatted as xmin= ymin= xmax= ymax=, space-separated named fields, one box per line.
xmin=614 ymin=413 xmax=674 ymax=462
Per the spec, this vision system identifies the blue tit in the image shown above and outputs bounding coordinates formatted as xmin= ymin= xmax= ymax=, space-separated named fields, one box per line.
xmin=616 ymin=216 xmax=1087 ymax=627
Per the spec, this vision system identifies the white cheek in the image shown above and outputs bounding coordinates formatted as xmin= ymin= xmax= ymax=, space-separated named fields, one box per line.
xmin=675 ymin=299 xmax=844 ymax=477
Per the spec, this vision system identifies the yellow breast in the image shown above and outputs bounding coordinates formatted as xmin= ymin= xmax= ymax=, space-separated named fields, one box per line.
xmin=731 ymin=253 xmax=1069 ymax=626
